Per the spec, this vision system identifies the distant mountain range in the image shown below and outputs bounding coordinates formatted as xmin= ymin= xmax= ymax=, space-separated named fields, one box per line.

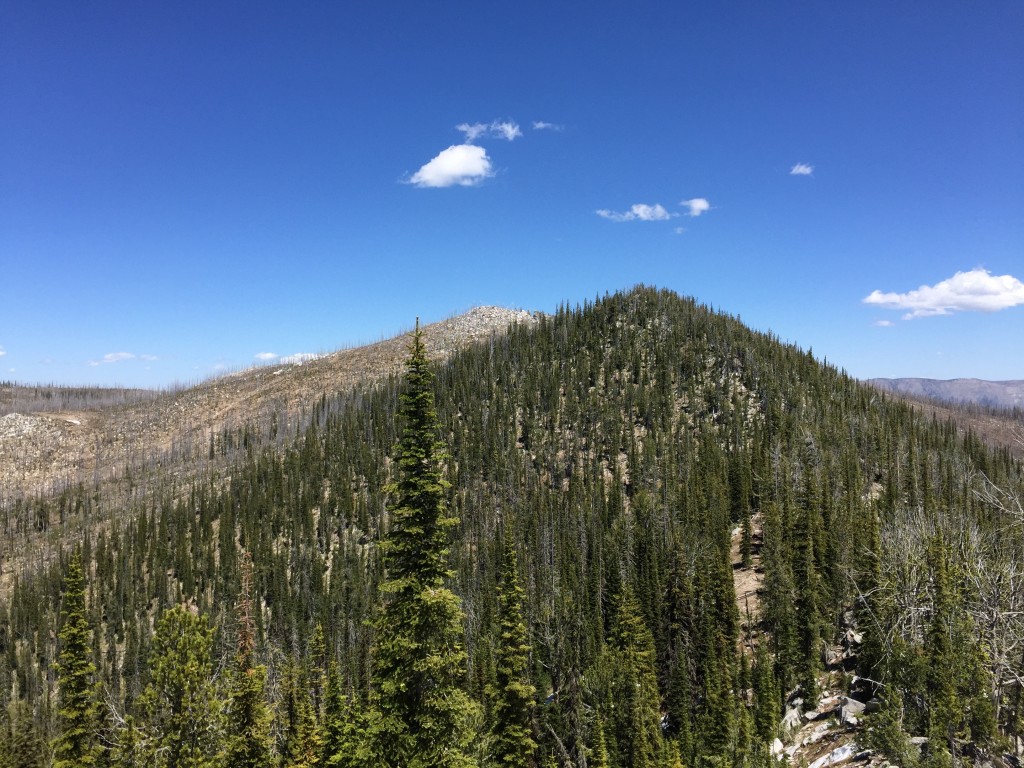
xmin=868 ymin=377 xmax=1024 ymax=410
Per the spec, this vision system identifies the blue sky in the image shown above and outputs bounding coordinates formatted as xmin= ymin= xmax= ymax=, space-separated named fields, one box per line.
xmin=2 ymin=2 xmax=1022 ymax=388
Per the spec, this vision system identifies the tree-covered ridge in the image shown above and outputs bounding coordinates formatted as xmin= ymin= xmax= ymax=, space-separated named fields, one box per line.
xmin=1 ymin=286 xmax=1021 ymax=766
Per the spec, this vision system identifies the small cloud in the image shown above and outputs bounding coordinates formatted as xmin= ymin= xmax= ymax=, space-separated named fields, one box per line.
xmin=532 ymin=121 xmax=563 ymax=131
xmin=873 ymin=320 xmax=895 ymax=327
xmin=86 ymin=351 xmax=155 ymax=366
xmin=280 ymin=352 xmax=321 ymax=365
xmin=0 ymin=346 xmax=5 ymax=357
xmin=596 ymin=203 xmax=675 ymax=222
xmin=492 ymin=121 xmax=522 ymax=141
xmin=255 ymin=352 xmax=278 ymax=362
xmin=456 ymin=122 xmax=488 ymax=142
xmin=408 ymin=144 xmax=494 ymax=188
xmin=102 ymin=352 xmax=135 ymax=364
xmin=790 ymin=163 xmax=814 ymax=176
xmin=456 ymin=120 xmax=522 ymax=142
xmin=674 ymin=227 xmax=687 ymax=235
xmin=680 ymin=198 xmax=711 ymax=217
xmin=863 ymin=268 xmax=1024 ymax=319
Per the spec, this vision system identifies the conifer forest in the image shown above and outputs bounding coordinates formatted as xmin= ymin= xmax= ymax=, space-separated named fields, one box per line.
xmin=1 ymin=287 xmax=1022 ymax=767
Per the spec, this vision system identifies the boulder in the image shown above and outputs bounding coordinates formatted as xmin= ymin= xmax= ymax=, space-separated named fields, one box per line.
xmin=783 ymin=703 xmax=803 ymax=731
xmin=809 ymin=742 xmax=860 ymax=768
xmin=839 ymin=696 xmax=866 ymax=722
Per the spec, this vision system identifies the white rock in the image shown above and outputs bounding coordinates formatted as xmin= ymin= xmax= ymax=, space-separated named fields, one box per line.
xmin=808 ymin=723 xmax=831 ymax=744
xmin=808 ymin=742 xmax=859 ymax=768
xmin=839 ymin=696 xmax=866 ymax=715
xmin=783 ymin=705 xmax=803 ymax=731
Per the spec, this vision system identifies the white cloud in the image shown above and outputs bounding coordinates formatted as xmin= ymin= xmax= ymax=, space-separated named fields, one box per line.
xmin=680 ymin=198 xmax=711 ymax=217
xmin=863 ymin=268 xmax=1024 ymax=319
xmin=790 ymin=163 xmax=814 ymax=176
xmin=675 ymin=227 xmax=687 ymax=235
xmin=86 ymin=351 xmax=157 ymax=366
xmin=532 ymin=121 xmax=563 ymax=131
xmin=456 ymin=122 xmax=488 ymax=142
xmin=492 ymin=121 xmax=522 ymax=141
xmin=0 ymin=346 xmax=5 ymax=357
xmin=596 ymin=203 xmax=675 ymax=222
xmin=873 ymin=320 xmax=895 ymax=327
xmin=456 ymin=120 xmax=522 ymax=142
xmin=255 ymin=352 xmax=278 ymax=362
xmin=102 ymin=352 xmax=135 ymax=364
xmin=409 ymin=145 xmax=494 ymax=188
xmin=280 ymin=352 xmax=321 ymax=365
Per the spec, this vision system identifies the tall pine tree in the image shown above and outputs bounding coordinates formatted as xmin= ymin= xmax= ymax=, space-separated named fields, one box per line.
xmin=130 ymin=606 xmax=223 ymax=767
xmin=53 ymin=552 xmax=104 ymax=767
xmin=224 ymin=553 xmax=272 ymax=768
xmin=488 ymin=533 xmax=537 ymax=767
xmin=367 ymin=322 xmax=477 ymax=768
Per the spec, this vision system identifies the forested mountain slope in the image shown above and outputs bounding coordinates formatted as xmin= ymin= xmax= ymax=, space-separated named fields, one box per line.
xmin=0 ymin=306 xmax=535 ymax=504
xmin=2 ymin=287 xmax=1021 ymax=767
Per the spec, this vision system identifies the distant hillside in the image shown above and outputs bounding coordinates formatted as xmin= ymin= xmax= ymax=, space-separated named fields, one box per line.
xmin=868 ymin=377 xmax=1024 ymax=410
xmin=0 ymin=306 xmax=537 ymax=503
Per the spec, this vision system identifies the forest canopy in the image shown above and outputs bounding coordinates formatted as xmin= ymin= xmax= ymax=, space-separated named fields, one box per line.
xmin=1 ymin=287 xmax=1021 ymax=767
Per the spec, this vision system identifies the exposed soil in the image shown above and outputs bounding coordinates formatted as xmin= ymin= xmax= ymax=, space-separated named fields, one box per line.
xmin=731 ymin=511 xmax=764 ymax=648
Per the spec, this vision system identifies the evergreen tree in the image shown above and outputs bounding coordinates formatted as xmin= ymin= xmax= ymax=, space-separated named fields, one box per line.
xmin=488 ymin=534 xmax=538 ymax=767
xmin=224 ymin=554 xmax=272 ymax=768
xmin=588 ymin=712 xmax=610 ymax=768
xmin=130 ymin=606 xmax=222 ymax=768
xmin=53 ymin=552 xmax=104 ymax=767
xmin=8 ymin=701 xmax=46 ymax=768
xmin=367 ymin=323 xmax=477 ymax=767
xmin=280 ymin=660 xmax=321 ymax=768
xmin=751 ymin=642 xmax=779 ymax=744
xmin=604 ymin=583 xmax=663 ymax=768
xmin=321 ymin=663 xmax=358 ymax=767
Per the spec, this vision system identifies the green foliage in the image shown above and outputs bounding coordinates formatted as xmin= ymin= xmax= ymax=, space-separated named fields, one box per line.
xmin=321 ymin=664 xmax=364 ymax=768
xmin=865 ymin=691 xmax=920 ymax=768
xmin=2 ymin=286 xmax=1023 ymax=758
xmin=367 ymin=325 xmax=478 ymax=767
xmin=53 ymin=552 xmax=104 ymax=767
xmin=224 ymin=661 xmax=271 ymax=768
xmin=224 ymin=556 xmax=272 ymax=768
xmin=7 ymin=701 xmax=47 ymax=768
xmin=488 ymin=535 xmax=538 ymax=767
xmin=598 ymin=583 xmax=663 ymax=768
xmin=125 ymin=606 xmax=222 ymax=768
xmin=752 ymin=643 xmax=780 ymax=743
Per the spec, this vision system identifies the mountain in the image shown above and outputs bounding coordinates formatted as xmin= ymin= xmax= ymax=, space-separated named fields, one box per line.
xmin=868 ymin=377 xmax=1024 ymax=411
xmin=0 ymin=306 xmax=537 ymax=504
xmin=1 ymin=287 xmax=1021 ymax=767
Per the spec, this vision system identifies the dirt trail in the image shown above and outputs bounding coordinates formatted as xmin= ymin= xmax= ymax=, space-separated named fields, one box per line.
xmin=731 ymin=512 xmax=764 ymax=647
